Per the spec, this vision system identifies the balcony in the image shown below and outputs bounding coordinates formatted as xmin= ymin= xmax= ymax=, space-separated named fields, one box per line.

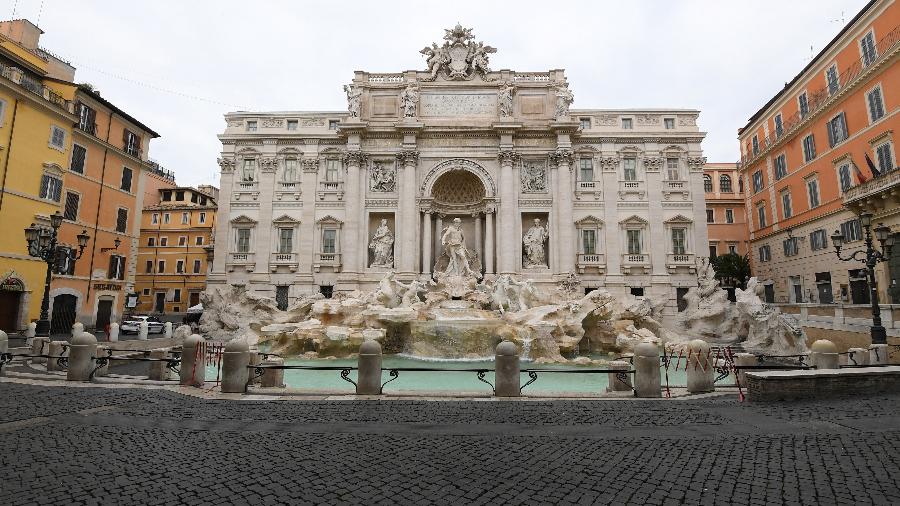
xmin=317 ymin=180 xmax=344 ymax=201
xmin=843 ymin=169 xmax=900 ymax=213
xmin=227 ymin=252 xmax=255 ymax=273
xmin=576 ymin=253 xmax=606 ymax=273
xmin=233 ymin=180 xmax=260 ymax=201
xmin=270 ymin=252 xmax=299 ymax=272
xmin=662 ymin=180 xmax=690 ymax=200
xmin=617 ymin=180 xmax=646 ymax=199
xmin=666 ymin=253 xmax=697 ymax=273
xmin=575 ymin=181 xmax=602 ymax=201
xmin=621 ymin=253 xmax=651 ymax=274
xmin=77 ymin=121 xmax=97 ymax=136
xmin=0 ymin=63 xmax=75 ymax=114
xmin=276 ymin=182 xmax=302 ymax=201
xmin=314 ymin=252 xmax=342 ymax=272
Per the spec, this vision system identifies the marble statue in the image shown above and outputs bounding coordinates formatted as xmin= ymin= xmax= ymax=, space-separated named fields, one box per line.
xmin=555 ymin=84 xmax=574 ymax=118
xmin=736 ymin=277 xmax=807 ymax=356
xmin=522 ymin=218 xmax=549 ymax=268
xmin=521 ymin=162 xmax=547 ymax=192
xmin=420 ymin=25 xmax=496 ymax=81
xmin=369 ymin=219 xmax=394 ymax=268
xmin=498 ymin=83 xmax=514 ymax=117
xmin=440 ymin=218 xmax=477 ymax=279
xmin=370 ymin=162 xmax=395 ymax=192
xmin=400 ymin=83 xmax=419 ymax=118
xmin=491 ymin=274 xmax=538 ymax=313
xmin=344 ymin=84 xmax=361 ymax=117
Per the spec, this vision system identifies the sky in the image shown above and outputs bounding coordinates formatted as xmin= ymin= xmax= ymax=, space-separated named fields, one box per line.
xmin=7 ymin=0 xmax=869 ymax=188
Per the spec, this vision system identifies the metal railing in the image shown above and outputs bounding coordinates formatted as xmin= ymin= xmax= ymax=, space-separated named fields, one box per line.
xmin=90 ymin=349 xmax=181 ymax=380
xmin=519 ymin=368 xmax=634 ymax=393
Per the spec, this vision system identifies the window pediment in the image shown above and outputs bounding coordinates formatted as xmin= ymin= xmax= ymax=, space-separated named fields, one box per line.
xmin=230 ymin=215 xmax=258 ymax=225
xmin=619 ymin=215 xmax=649 ymax=226
xmin=273 ymin=214 xmax=300 ymax=225
xmin=575 ymin=215 xmax=604 ymax=226
xmin=316 ymin=215 xmax=343 ymax=226
xmin=42 ymin=162 xmax=64 ymax=176
xmin=664 ymin=214 xmax=693 ymax=224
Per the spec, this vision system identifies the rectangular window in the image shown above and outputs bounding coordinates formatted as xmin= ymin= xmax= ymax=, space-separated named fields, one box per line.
xmin=63 ymin=192 xmax=80 ymax=221
xmin=152 ymin=213 xmax=159 ymax=225
xmin=582 ymin=229 xmax=596 ymax=255
xmin=181 ymin=212 xmax=189 ymax=225
xmin=236 ymin=229 xmax=251 ymax=253
xmin=246 ymin=120 xmax=257 ymax=132
xmin=199 ymin=212 xmax=207 ymax=224
xmin=326 ymin=159 xmax=340 ymax=181
xmin=195 ymin=236 xmax=203 ymax=246
xmin=145 ymin=260 xmax=153 ymax=273
xmin=757 ymin=205 xmax=767 ymax=228
xmin=798 ymin=92 xmax=809 ymax=117
xmin=782 ymin=237 xmax=799 ymax=257
xmin=39 ymin=174 xmax=63 ymax=202
xmin=838 ymin=164 xmax=852 ymax=192
xmin=666 ymin=158 xmax=679 ymax=180
xmin=810 ymin=229 xmax=828 ymax=251
xmin=621 ymin=118 xmax=633 ymax=129
xmin=725 ymin=209 xmax=734 ymax=224
xmin=774 ymin=114 xmax=784 ymax=138
xmin=242 ymin=159 xmax=256 ymax=182
xmin=807 ymin=179 xmax=820 ymax=208
xmin=774 ymin=154 xmax=787 ymax=180
xmin=176 ymin=260 xmax=184 ymax=274
xmin=178 ymin=236 xmax=187 ymax=246
xmin=671 ymin=228 xmax=686 ymax=255
xmin=623 ymin=158 xmax=636 ymax=181
xmin=802 ymin=134 xmax=816 ymax=162
xmin=579 ymin=159 xmax=593 ymax=181
xmin=193 ymin=259 xmax=202 ymax=273
xmin=826 ymin=113 xmax=848 ymax=147
xmin=664 ymin=118 xmax=675 ymax=129
xmin=709 ymin=244 xmax=718 ymax=259
xmin=867 ymin=87 xmax=885 ymax=122
xmin=77 ymin=103 xmax=96 ymax=134
xmin=143 ymin=288 xmax=150 ymax=296
xmin=287 ymin=120 xmax=298 ymax=131
xmin=116 ymin=208 xmax=128 ymax=233
xmin=758 ymin=245 xmax=771 ymax=262
xmin=752 ymin=170 xmax=763 ymax=193
xmin=328 ymin=120 xmax=339 ymax=130
xmin=164 ymin=213 xmax=171 ymax=224
xmin=781 ymin=192 xmax=792 ymax=219
xmin=279 ymin=228 xmax=294 ymax=254
xmin=861 ymin=31 xmax=877 ymax=66
xmin=728 ymin=244 xmax=737 ymax=255
xmin=875 ymin=143 xmax=894 ymax=174
xmin=322 ymin=229 xmax=337 ymax=254
xmin=175 ymin=190 xmax=184 ymax=201
xmin=148 ymin=237 xmax=155 ymax=247
xmin=158 ymin=260 xmax=166 ymax=273
xmin=751 ymin=136 xmax=759 ymax=156
xmin=120 ymin=167 xmax=133 ymax=192
xmin=626 ymin=229 xmax=641 ymax=254
xmin=70 ymin=144 xmax=86 ymax=174
xmin=173 ymin=289 xmax=181 ymax=302
xmin=579 ymin=117 xmax=591 ymax=130
xmin=49 ymin=125 xmax=66 ymax=150
xmin=108 ymin=255 xmax=125 ymax=280
xmin=160 ymin=237 xmax=168 ymax=247
xmin=840 ymin=219 xmax=863 ymax=242
xmin=706 ymin=209 xmax=714 ymax=223
xmin=826 ymin=65 xmax=839 ymax=95
xmin=284 ymin=159 xmax=298 ymax=182
xmin=123 ymin=129 xmax=140 ymax=157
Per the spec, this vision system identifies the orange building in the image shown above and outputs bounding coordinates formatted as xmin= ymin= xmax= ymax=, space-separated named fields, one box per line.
xmin=703 ymin=163 xmax=750 ymax=259
xmin=737 ymin=0 xmax=899 ymax=305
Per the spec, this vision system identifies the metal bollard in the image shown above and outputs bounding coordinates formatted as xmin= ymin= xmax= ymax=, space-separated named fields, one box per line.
xmin=164 ymin=322 xmax=173 ymax=339
xmin=606 ymin=360 xmax=632 ymax=392
xmin=809 ymin=339 xmax=838 ymax=369
xmin=179 ymin=334 xmax=206 ymax=387
xmin=93 ymin=345 xmax=110 ymax=377
xmin=734 ymin=353 xmax=757 ymax=386
xmin=686 ymin=339 xmax=714 ymax=394
xmin=356 ymin=341 xmax=383 ymax=395
xmin=494 ymin=341 xmax=520 ymax=397
xmin=67 ymin=333 xmax=97 ymax=382
xmin=869 ymin=344 xmax=889 ymax=365
xmin=847 ymin=347 xmax=869 ymax=366
xmin=634 ymin=341 xmax=661 ymax=398
xmin=108 ymin=322 xmax=119 ymax=342
xmin=260 ymin=357 xmax=285 ymax=388
xmin=46 ymin=341 xmax=68 ymax=372
xmin=31 ymin=337 xmax=49 ymax=364
xmin=148 ymin=349 xmax=171 ymax=381
xmin=221 ymin=339 xmax=251 ymax=393
xmin=138 ymin=321 xmax=149 ymax=340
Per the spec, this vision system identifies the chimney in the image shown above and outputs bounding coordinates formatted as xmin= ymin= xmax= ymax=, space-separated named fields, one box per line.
xmin=0 ymin=19 xmax=43 ymax=50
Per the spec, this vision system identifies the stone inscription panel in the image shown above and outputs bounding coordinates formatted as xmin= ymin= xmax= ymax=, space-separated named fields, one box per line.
xmin=420 ymin=93 xmax=497 ymax=117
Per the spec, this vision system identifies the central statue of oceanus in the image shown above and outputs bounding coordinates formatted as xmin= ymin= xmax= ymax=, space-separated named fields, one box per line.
xmin=433 ymin=217 xmax=482 ymax=297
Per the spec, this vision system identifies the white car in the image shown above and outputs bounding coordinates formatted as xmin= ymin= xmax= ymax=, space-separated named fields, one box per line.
xmin=121 ymin=315 xmax=165 ymax=335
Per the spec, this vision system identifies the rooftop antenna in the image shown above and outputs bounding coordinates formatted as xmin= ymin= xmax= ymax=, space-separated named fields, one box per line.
xmin=830 ymin=11 xmax=846 ymax=25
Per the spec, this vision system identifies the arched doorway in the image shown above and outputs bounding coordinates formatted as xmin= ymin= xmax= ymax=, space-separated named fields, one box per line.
xmin=51 ymin=294 xmax=77 ymax=335
xmin=0 ymin=276 xmax=25 ymax=332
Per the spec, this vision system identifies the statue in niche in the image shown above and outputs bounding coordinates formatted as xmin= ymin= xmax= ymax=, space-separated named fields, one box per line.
xmin=440 ymin=218 xmax=478 ymax=278
xmin=498 ymin=83 xmax=514 ymax=117
xmin=521 ymin=162 xmax=547 ymax=192
xmin=370 ymin=162 xmax=396 ymax=192
xmin=369 ymin=219 xmax=394 ymax=268
xmin=400 ymin=83 xmax=419 ymax=118
xmin=554 ymin=83 xmax=574 ymax=118
xmin=343 ymin=84 xmax=362 ymax=117
xmin=522 ymin=218 xmax=549 ymax=268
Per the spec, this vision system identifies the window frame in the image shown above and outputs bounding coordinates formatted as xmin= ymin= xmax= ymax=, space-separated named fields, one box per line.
xmin=860 ymin=29 xmax=877 ymax=67
xmin=825 ymin=63 xmax=840 ymax=95
xmin=120 ymin=166 xmax=133 ymax=192
xmin=70 ymin=143 xmax=87 ymax=174
xmin=725 ymin=208 xmax=734 ymax=224
xmin=39 ymin=173 xmax=63 ymax=202
xmin=706 ymin=209 xmax=714 ymax=224
xmin=866 ymin=84 xmax=886 ymax=124
xmin=115 ymin=207 xmax=129 ymax=233
xmin=48 ymin=125 xmax=66 ymax=151
xmin=703 ymin=174 xmax=713 ymax=193
xmin=802 ymin=134 xmax=816 ymax=163
xmin=837 ymin=163 xmax=853 ymax=193
xmin=63 ymin=190 xmax=81 ymax=222
xmin=621 ymin=117 xmax=633 ymax=130
xmin=773 ymin=113 xmax=784 ymax=138
xmin=826 ymin=112 xmax=849 ymax=147
xmin=756 ymin=203 xmax=767 ymax=229
xmin=774 ymin=153 xmax=788 ymax=180
xmin=719 ymin=174 xmax=732 ymax=193
xmin=874 ymin=140 xmax=895 ymax=175
xmin=798 ymin=91 xmax=809 ymax=118
xmin=752 ymin=170 xmax=763 ymax=193
xmin=806 ymin=177 xmax=820 ymax=209
xmin=780 ymin=190 xmax=793 ymax=219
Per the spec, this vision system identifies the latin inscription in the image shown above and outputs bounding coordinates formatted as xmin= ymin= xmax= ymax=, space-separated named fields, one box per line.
xmin=420 ymin=94 xmax=497 ymax=117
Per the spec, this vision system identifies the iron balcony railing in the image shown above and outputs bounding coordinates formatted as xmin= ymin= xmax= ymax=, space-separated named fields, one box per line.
xmin=0 ymin=62 xmax=74 ymax=113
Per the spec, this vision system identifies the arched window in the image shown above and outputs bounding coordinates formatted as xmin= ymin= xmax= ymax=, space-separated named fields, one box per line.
xmin=719 ymin=174 xmax=732 ymax=193
xmin=703 ymin=174 xmax=713 ymax=193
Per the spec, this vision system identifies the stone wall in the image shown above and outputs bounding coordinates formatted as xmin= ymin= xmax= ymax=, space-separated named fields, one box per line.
xmin=775 ymin=303 xmax=900 ymax=352
xmin=746 ymin=367 xmax=900 ymax=401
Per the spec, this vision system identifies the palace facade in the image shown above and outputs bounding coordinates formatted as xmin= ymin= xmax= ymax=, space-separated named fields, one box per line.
xmin=210 ymin=26 xmax=709 ymax=318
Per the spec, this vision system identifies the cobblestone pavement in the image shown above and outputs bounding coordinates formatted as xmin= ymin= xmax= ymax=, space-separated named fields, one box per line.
xmin=1 ymin=382 xmax=899 ymax=505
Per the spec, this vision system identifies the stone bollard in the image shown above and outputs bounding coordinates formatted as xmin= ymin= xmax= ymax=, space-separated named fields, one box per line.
xmin=0 ymin=330 xmax=7 ymax=354
xmin=67 ymin=333 xmax=97 ymax=382
xmin=25 ymin=322 xmax=36 ymax=346
xmin=494 ymin=341 xmax=521 ymax=397
xmin=31 ymin=337 xmax=50 ymax=364
xmin=847 ymin=347 xmax=870 ymax=366
xmin=108 ymin=322 xmax=119 ymax=342
xmin=72 ymin=322 xmax=84 ymax=339
xmin=46 ymin=341 xmax=68 ymax=372
xmin=356 ymin=341 xmax=383 ymax=395
xmin=221 ymin=339 xmax=251 ymax=394
xmin=606 ymin=360 xmax=632 ymax=392
xmin=164 ymin=322 xmax=173 ymax=339
xmin=93 ymin=345 xmax=110 ymax=377
xmin=686 ymin=339 xmax=714 ymax=394
xmin=734 ymin=353 xmax=757 ymax=386
xmin=148 ymin=349 xmax=171 ymax=381
xmin=138 ymin=321 xmax=149 ymax=340
xmin=248 ymin=352 xmax=262 ymax=385
xmin=809 ymin=339 xmax=839 ymax=370
xmin=260 ymin=357 xmax=285 ymax=388
xmin=869 ymin=344 xmax=889 ymax=365
xmin=179 ymin=334 xmax=206 ymax=387
xmin=634 ymin=342 xmax=661 ymax=398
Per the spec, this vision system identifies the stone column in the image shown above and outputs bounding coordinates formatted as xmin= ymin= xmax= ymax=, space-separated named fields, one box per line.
xmin=260 ymin=357 xmax=285 ymax=388
xmin=484 ymin=210 xmax=495 ymax=274
xmin=553 ymin=149 xmax=575 ymax=273
xmin=606 ymin=360 xmax=632 ymax=392
xmin=31 ymin=337 xmax=49 ymax=364
xmin=179 ymin=334 xmax=206 ymax=387
xmin=435 ymin=214 xmax=443 ymax=262
xmin=343 ymin=151 xmax=365 ymax=274
xmin=397 ymin=151 xmax=419 ymax=275
xmin=474 ymin=212 xmax=482 ymax=265
xmin=869 ymin=344 xmax=889 ymax=365
xmin=254 ymin=156 xmax=277 ymax=273
xmin=212 ymin=158 xmax=235 ymax=274
xmin=422 ymin=211 xmax=432 ymax=275
xmin=497 ymin=150 xmax=518 ymax=274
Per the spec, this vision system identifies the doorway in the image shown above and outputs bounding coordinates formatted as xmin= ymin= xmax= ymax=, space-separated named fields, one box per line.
xmin=189 ymin=291 xmax=201 ymax=307
xmin=95 ymin=298 xmax=113 ymax=331
xmin=763 ymin=283 xmax=775 ymax=303
xmin=50 ymin=294 xmax=77 ymax=335
xmin=0 ymin=291 xmax=22 ymax=332
xmin=154 ymin=292 xmax=166 ymax=313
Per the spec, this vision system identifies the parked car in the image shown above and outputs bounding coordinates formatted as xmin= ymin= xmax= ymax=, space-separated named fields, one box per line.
xmin=121 ymin=315 xmax=165 ymax=335
xmin=183 ymin=304 xmax=203 ymax=331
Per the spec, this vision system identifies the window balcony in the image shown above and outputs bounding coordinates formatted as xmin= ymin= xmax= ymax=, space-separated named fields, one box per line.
xmin=621 ymin=253 xmax=651 ymax=274
xmin=317 ymin=180 xmax=344 ymax=201
xmin=576 ymin=253 xmax=606 ymax=273
xmin=227 ymin=252 xmax=255 ymax=272
xmin=314 ymin=252 xmax=342 ymax=272
xmin=575 ymin=181 xmax=602 ymax=201
xmin=276 ymin=182 xmax=302 ymax=201
xmin=662 ymin=180 xmax=690 ymax=200
xmin=843 ymin=168 xmax=900 ymax=213
xmin=270 ymin=252 xmax=299 ymax=272
xmin=233 ymin=180 xmax=260 ymax=201
xmin=617 ymin=180 xmax=646 ymax=199
xmin=666 ymin=253 xmax=696 ymax=273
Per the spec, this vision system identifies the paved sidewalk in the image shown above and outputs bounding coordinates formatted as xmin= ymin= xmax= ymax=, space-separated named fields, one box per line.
xmin=0 ymin=382 xmax=898 ymax=505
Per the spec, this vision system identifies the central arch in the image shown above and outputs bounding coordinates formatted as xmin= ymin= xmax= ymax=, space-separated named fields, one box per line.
xmin=420 ymin=158 xmax=496 ymax=200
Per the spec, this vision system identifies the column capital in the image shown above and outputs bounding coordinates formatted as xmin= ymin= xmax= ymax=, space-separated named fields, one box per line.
xmin=549 ymin=149 xmax=574 ymax=167
xmin=497 ymin=149 xmax=519 ymax=166
xmin=302 ymin=158 xmax=320 ymax=173
xmin=217 ymin=157 xmax=235 ymax=174
xmin=396 ymin=150 xmax=419 ymax=165
xmin=343 ymin=150 xmax=367 ymax=167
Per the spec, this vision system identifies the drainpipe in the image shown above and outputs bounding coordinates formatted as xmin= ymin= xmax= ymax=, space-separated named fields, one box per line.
xmin=0 ymin=99 xmax=20 ymax=212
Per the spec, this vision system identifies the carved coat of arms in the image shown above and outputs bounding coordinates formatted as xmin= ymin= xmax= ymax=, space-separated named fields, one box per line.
xmin=420 ymin=24 xmax=496 ymax=81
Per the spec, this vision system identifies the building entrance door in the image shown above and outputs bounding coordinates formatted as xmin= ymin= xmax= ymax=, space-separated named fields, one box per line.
xmin=154 ymin=292 xmax=166 ymax=313
xmin=95 ymin=299 xmax=113 ymax=331
xmin=763 ymin=283 xmax=775 ymax=303
xmin=0 ymin=291 xmax=21 ymax=332
xmin=50 ymin=294 xmax=77 ymax=335
xmin=189 ymin=291 xmax=201 ymax=307
xmin=848 ymin=269 xmax=870 ymax=304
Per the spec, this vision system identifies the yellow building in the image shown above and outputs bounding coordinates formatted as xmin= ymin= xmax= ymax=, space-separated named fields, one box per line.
xmin=135 ymin=186 xmax=218 ymax=315
xmin=0 ymin=20 xmax=79 ymax=331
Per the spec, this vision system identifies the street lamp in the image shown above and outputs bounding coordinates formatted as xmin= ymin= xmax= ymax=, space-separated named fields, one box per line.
xmin=830 ymin=211 xmax=894 ymax=344
xmin=24 ymin=212 xmax=90 ymax=337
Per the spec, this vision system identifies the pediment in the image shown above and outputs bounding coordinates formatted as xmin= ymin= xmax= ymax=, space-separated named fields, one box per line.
xmin=316 ymin=215 xmax=343 ymax=225
xmin=619 ymin=215 xmax=649 ymax=225
xmin=273 ymin=214 xmax=300 ymax=224
xmin=230 ymin=214 xmax=258 ymax=225
xmin=575 ymin=145 xmax=600 ymax=154
xmin=43 ymin=162 xmax=65 ymax=176
xmin=664 ymin=214 xmax=693 ymax=224
xmin=662 ymin=145 xmax=686 ymax=153
xmin=236 ymin=147 xmax=260 ymax=156
xmin=575 ymin=215 xmax=604 ymax=226
xmin=277 ymin=147 xmax=302 ymax=156
xmin=617 ymin=145 xmax=643 ymax=155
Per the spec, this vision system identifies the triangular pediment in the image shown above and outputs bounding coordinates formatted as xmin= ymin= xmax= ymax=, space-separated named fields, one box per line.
xmin=316 ymin=215 xmax=343 ymax=225
xmin=273 ymin=214 xmax=300 ymax=224
xmin=230 ymin=215 xmax=258 ymax=225
xmin=664 ymin=214 xmax=693 ymax=224
xmin=575 ymin=215 xmax=604 ymax=226
xmin=43 ymin=162 xmax=65 ymax=176
xmin=619 ymin=215 xmax=649 ymax=225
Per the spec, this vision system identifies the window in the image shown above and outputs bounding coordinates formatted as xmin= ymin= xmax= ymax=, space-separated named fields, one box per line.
xmin=325 ymin=159 xmax=341 ymax=181
xmin=626 ymin=229 xmax=641 ymax=254
xmin=287 ymin=120 xmax=298 ymax=131
xmin=181 ymin=212 xmax=189 ymax=225
xmin=623 ymin=158 xmax=637 ymax=181
xmin=582 ymin=229 xmax=596 ymax=255
xmin=798 ymin=92 xmax=809 ymax=118
xmin=757 ymin=204 xmax=767 ymax=228
xmin=621 ymin=118 xmax=633 ymax=129
xmin=120 ymin=167 xmax=133 ymax=192
xmin=246 ymin=120 xmax=257 ymax=132
xmin=806 ymin=178 xmax=820 ymax=208
xmin=278 ymin=228 xmax=294 ymax=254
xmin=728 ymin=244 xmax=737 ymax=255
xmin=158 ymin=260 xmax=166 ymax=273
xmin=826 ymin=113 xmax=848 ymax=147
xmin=142 ymin=288 xmax=150 ymax=296
xmin=810 ymin=229 xmax=828 ymax=251
xmin=579 ymin=158 xmax=593 ymax=181
xmin=236 ymin=229 xmax=251 ymax=253
xmin=148 ymin=237 xmax=155 ymax=247
xmin=838 ymin=164 xmax=852 ymax=192
xmin=328 ymin=120 xmax=339 ymax=130
xmin=802 ymin=134 xmax=816 ymax=163
xmin=751 ymin=135 xmax=759 ymax=156
xmin=164 ymin=213 xmax=171 ymax=224
xmin=322 ymin=229 xmax=337 ymax=254
xmin=242 ymin=159 xmax=257 ymax=182
xmin=190 ymin=192 xmax=198 ymax=203
xmin=160 ymin=237 xmax=168 ymax=247
xmin=725 ymin=209 xmax=734 ymax=224
xmin=826 ymin=64 xmax=839 ymax=95
xmin=666 ymin=158 xmax=679 ymax=180
xmin=860 ymin=31 xmax=877 ymax=67
xmin=70 ymin=144 xmax=86 ymax=174
xmin=0 ymin=99 xmax=5 ymax=127
xmin=671 ymin=228 xmax=686 ymax=255
xmin=774 ymin=114 xmax=784 ymax=138
xmin=579 ymin=117 xmax=591 ymax=130
xmin=49 ymin=125 xmax=66 ymax=150
xmin=875 ymin=142 xmax=894 ymax=174
xmin=40 ymin=174 xmax=62 ymax=202
xmin=752 ymin=170 xmax=763 ymax=193
xmin=77 ymin=103 xmax=96 ymax=133
xmin=193 ymin=259 xmax=202 ymax=273
xmin=703 ymin=174 xmax=713 ymax=192
xmin=178 ymin=236 xmax=187 ymax=246
xmin=175 ymin=191 xmax=184 ymax=201
xmin=108 ymin=255 xmax=125 ymax=280
xmin=840 ymin=219 xmax=862 ymax=242
xmin=719 ymin=175 xmax=732 ymax=192
xmin=706 ymin=209 xmax=714 ymax=223
xmin=199 ymin=212 xmax=207 ymax=224
xmin=774 ymin=154 xmax=787 ymax=180
xmin=123 ymin=129 xmax=140 ymax=157
xmin=63 ymin=192 xmax=80 ymax=221
xmin=195 ymin=236 xmax=203 ymax=246
xmin=783 ymin=237 xmax=799 ymax=257
xmin=116 ymin=208 xmax=128 ymax=233
xmin=284 ymin=159 xmax=298 ymax=182
xmin=867 ymin=86 xmax=885 ymax=122
xmin=176 ymin=260 xmax=184 ymax=274
xmin=758 ymin=245 xmax=771 ymax=262
xmin=781 ymin=191 xmax=792 ymax=219
xmin=162 ymin=191 xmax=172 ymax=201
xmin=152 ymin=213 xmax=159 ymax=225
xmin=709 ymin=244 xmax=718 ymax=259
xmin=738 ymin=178 xmax=744 ymax=193
xmin=664 ymin=118 xmax=675 ymax=130
xmin=145 ymin=260 xmax=153 ymax=273
xmin=173 ymin=289 xmax=181 ymax=302
xmin=55 ymin=246 xmax=75 ymax=275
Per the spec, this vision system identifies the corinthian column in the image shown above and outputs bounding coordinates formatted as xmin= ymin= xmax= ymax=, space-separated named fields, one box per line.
xmin=344 ymin=151 xmax=366 ymax=274
xmin=484 ymin=208 xmax=494 ymax=274
xmin=552 ymin=149 xmax=575 ymax=273
xmin=397 ymin=150 xmax=419 ymax=275
xmin=422 ymin=211 xmax=432 ymax=275
xmin=497 ymin=149 xmax=519 ymax=274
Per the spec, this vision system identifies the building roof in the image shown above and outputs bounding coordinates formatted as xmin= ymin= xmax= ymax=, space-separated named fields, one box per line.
xmin=76 ymin=84 xmax=160 ymax=138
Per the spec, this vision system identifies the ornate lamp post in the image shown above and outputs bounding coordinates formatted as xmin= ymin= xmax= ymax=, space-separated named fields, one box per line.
xmin=24 ymin=212 xmax=90 ymax=337
xmin=830 ymin=211 xmax=894 ymax=345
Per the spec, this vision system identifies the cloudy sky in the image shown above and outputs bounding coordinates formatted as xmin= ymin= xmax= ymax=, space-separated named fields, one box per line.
xmin=10 ymin=0 xmax=867 ymax=187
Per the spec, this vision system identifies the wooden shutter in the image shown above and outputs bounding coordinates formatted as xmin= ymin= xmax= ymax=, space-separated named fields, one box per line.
xmin=64 ymin=192 xmax=80 ymax=221
xmin=116 ymin=208 xmax=128 ymax=232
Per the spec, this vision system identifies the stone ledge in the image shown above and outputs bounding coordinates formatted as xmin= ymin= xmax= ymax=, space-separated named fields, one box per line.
xmin=746 ymin=366 xmax=900 ymax=401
